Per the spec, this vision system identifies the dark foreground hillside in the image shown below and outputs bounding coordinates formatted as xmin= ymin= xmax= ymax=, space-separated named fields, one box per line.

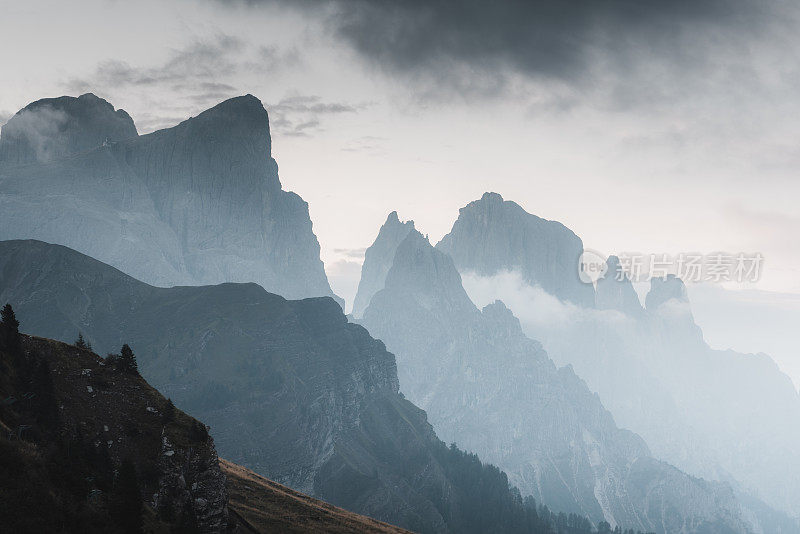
xmin=0 ymin=325 xmax=229 ymax=532
xmin=0 ymin=322 xmax=420 ymax=533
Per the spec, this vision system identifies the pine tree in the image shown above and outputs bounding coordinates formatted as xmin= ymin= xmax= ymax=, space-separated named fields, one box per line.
xmin=1 ymin=303 xmax=20 ymax=333
xmin=75 ymin=332 xmax=87 ymax=349
xmin=162 ymin=398 xmax=176 ymax=423
xmin=119 ymin=344 xmax=138 ymax=374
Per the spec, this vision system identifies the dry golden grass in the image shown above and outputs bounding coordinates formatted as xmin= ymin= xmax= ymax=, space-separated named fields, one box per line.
xmin=221 ymin=459 xmax=413 ymax=534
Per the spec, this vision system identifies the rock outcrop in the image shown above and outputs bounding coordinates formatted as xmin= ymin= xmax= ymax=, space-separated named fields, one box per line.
xmin=436 ymin=192 xmax=594 ymax=306
xmin=352 ymin=212 xmax=416 ymax=318
xmin=0 ymin=325 xmax=229 ymax=532
xmin=0 ymin=93 xmax=340 ymax=305
xmin=360 ymin=230 xmax=752 ymax=533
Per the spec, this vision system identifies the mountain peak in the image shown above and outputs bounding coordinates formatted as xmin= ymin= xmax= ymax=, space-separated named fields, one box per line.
xmin=206 ymin=94 xmax=265 ymax=115
xmin=384 ymin=210 xmax=414 ymax=229
xmin=352 ymin=211 xmax=416 ymax=317
xmin=596 ymin=255 xmax=644 ymax=315
xmin=170 ymin=94 xmax=272 ymax=155
xmin=0 ymin=92 xmax=138 ymax=165
xmin=480 ymin=191 xmax=505 ymax=203
xmin=437 ymin=194 xmax=595 ymax=307
xmin=645 ymin=274 xmax=689 ymax=310
xmin=380 ymin=230 xmax=476 ymax=317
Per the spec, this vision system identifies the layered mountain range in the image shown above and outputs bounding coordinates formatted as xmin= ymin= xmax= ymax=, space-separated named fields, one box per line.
xmin=2 ymin=90 xmax=796 ymax=534
xmin=0 ymin=93 xmax=339 ymax=305
xmin=0 ymin=239 xmax=592 ymax=534
xmin=357 ymin=225 xmax=756 ymax=533
xmin=428 ymin=193 xmax=800 ymax=526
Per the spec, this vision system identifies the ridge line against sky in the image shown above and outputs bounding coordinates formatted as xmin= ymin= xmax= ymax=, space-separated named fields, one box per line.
xmin=2 ymin=0 xmax=799 ymax=384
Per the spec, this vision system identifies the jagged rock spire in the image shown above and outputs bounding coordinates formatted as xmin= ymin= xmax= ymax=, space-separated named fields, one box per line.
xmin=596 ymin=255 xmax=644 ymax=315
xmin=352 ymin=211 xmax=416 ymax=317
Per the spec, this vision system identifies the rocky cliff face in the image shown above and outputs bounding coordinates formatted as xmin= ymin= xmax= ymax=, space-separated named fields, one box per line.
xmin=352 ymin=212 xmax=416 ymax=318
xmin=0 ymin=326 xmax=229 ymax=532
xmin=0 ymin=239 xmax=572 ymax=534
xmin=436 ymin=193 xmax=594 ymax=307
xmin=0 ymin=93 xmax=339 ymax=305
xmin=0 ymin=93 xmax=138 ymax=166
xmin=595 ymin=256 xmax=644 ymax=316
xmin=360 ymin=231 xmax=752 ymax=534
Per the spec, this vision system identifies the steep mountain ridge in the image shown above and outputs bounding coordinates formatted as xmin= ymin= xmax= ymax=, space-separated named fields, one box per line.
xmin=352 ymin=211 xmax=416 ymax=318
xmin=0 ymin=93 xmax=339 ymax=304
xmin=0 ymin=239 xmax=593 ymax=534
xmin=359 ymin=230 xmax=751 ymax=533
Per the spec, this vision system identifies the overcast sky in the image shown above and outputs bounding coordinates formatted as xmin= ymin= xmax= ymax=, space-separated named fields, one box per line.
xmin=2 ymin=0 xmax=799 ymax=382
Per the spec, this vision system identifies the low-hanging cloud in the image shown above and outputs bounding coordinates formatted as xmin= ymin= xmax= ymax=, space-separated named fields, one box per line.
xmin=0 ymin=105 xmax=69 ymax=163
xmin=461 ymin=269 xmax=632 ymax=331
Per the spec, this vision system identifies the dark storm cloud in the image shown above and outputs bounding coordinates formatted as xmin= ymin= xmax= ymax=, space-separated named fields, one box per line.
xmin=229 ymin=0 xmax=779 ymax=100
xmin=332 ymin=1 xmax=763 ymax=75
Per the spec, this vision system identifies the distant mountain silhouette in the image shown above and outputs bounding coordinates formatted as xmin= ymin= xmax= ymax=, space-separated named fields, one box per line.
xmin=359 ymin=229 xmax=753 ymax=533
xmin=435 ymin=194 xmax=800 ymax=527
xmin=436 ymin=192 xmax=594 ymax=307
xmin=0 ymin=93 xmax=340 ymax=306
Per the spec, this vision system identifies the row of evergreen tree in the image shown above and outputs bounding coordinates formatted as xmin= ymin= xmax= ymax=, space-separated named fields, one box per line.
xmin=432 ymin=441 xmax=652 ymax=534
xmin=2 ymin=303 xmax=139 ymax=375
